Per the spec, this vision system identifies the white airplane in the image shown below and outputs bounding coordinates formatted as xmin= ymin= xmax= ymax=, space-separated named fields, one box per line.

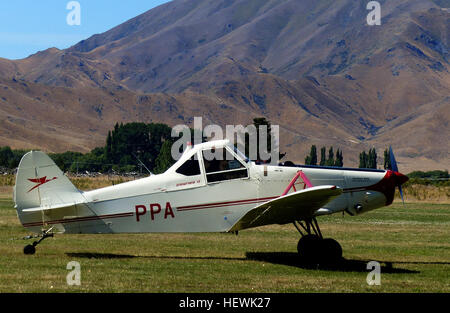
xmin=14 ymin=140 xmax=408 ymax=263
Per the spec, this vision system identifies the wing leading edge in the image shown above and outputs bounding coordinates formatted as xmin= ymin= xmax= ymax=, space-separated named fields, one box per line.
xmin=229 ymin=185 xmax=342 ymax=232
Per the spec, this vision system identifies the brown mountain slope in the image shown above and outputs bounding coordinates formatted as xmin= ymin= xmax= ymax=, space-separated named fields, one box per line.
xmin=0 ymin=0 xmax=448 ymax=172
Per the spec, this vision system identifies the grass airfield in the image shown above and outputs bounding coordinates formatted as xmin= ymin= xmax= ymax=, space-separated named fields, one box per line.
xmin=0 ymin=191 xmax=449 ymax=293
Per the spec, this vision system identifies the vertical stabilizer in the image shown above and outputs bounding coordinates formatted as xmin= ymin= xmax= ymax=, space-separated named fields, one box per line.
xmin=14 ymin=151 xmax=86 ymax=216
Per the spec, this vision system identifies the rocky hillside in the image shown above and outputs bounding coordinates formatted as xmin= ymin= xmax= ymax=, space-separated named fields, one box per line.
xmin=0 ymin=0 xmax=448 ymax=172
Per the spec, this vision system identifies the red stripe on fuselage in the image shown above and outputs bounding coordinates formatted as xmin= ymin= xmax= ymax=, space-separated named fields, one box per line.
xmin=177 ymin=196 xmax=278 ymax=212
xmin=22 ymin=212 xmax=134 ymax=228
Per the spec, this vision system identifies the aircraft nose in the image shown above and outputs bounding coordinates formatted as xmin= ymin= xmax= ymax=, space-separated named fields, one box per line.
xmin=393 ymin=171 xmax=409 ymax=186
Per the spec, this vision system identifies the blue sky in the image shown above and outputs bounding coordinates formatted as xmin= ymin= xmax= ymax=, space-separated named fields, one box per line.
xmin=0 ymin=1 xmax=171 ymax=60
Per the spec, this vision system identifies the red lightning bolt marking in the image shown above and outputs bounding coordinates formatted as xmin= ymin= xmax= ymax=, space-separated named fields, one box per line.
xmin=27 ymin=176 xmax=58 ymax=193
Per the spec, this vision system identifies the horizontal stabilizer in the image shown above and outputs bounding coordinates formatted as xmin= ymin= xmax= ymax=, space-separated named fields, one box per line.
xmin=230 ymin=185 xmax=342 ymax=231
xmin=22 ymin=202 xmax=84 ymax=213
xmin=14 ymin=151 xmax=86 ymax=211
xmin=14 ymin=151 xmax=88 ymax=231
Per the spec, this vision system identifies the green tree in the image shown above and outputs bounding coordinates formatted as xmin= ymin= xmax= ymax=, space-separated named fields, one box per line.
xmin=310 ymin=145 xmax=317 ymax=165
xmin=0 ymin=147 xmax=28 ymax=169
xmin=0 ymin=146 xmax=14 ymax=168
xmin=319 ymin=147 xmax=326 ymax=166
xmin=111 ymin=123 xmax=120 ymax=164
xmin=383 ymin=148 xmax=391 ymax=170
xmin=69 ymin=148 xmax=106 ymax=173
xmin=253 ymin=117 xmax=271 ymax=162
xmin=368 ymin=148 xmax=377 ymax=169
xmin=334 ymin=149 xmax=344 ymax=167
xmin=359 ymin=151 xmax=368 ymax=168
xmin=326 ymin=147 xmax=335 ymax=166
xmin=50 ymin=151 xmax=83 ymax=172
xmin=105 ymin=130 xmax=112 ymax=163
xmin=105 ymin=122 xmax=172 ymax=172
xmin=244 ymin=117 xmax=283 ymax=163
xmin=305 ymin=145 xmax=317 ymax=165
xmin=304 ymin=155 xmax=311 ymax=165
xmin=408 ymin=170 xmax=449 ymax=179
xmin=9 ymin=149 xmax=28 ymax=169
xmin=153 ymin=140 xmax=176 ymax=174
xmin=147 ymin=123 xmax=173 ymax=169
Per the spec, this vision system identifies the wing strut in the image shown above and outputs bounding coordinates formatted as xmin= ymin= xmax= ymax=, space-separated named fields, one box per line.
xmin=282 ymin=171 xmax=314 ymax=196
xmin=293 ymin=217 xmax=323 ymax=239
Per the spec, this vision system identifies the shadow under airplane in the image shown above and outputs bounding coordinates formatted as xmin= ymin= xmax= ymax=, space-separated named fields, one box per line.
xmin=245 ymin=252 xmax=421 ymax=274
xmin=66 ymin=252 xmax=430 ymax=274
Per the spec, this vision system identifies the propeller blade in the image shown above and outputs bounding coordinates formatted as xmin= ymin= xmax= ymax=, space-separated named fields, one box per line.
xmin=389 ymin=146 xmax=408 ymax=205
xmin=399 ymin=185 xmax=405 ymax=204
xmin=389 ymin=146 xmax=399 ymax=172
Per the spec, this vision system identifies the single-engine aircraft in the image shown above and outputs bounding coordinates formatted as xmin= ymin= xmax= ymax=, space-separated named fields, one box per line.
xmin=14 ymin=140 xmax=408 ymax=262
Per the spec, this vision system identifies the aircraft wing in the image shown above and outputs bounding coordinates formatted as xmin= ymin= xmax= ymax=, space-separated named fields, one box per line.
xmin=229 ymin=185 xmax=342 ymax=232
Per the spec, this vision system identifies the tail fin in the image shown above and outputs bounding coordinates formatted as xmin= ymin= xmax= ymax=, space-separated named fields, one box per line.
xmin=14 ymin=151 xmax=86 ymax=215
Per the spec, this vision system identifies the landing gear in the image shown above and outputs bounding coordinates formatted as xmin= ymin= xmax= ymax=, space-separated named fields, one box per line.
xmin=294 ymin=218 xmax=342 ymax=264
xmin=23 ymin=228 xmax=54 ymax=255
xmin=23 ymin=244 xmax=36 ymax=255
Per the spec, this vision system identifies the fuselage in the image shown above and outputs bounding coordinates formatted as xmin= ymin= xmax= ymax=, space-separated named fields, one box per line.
xmin=20 ymin=141 xmax=400 ymax=235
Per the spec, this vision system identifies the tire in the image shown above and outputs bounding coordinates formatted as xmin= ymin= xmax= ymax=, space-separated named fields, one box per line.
xmin=321 ymin=238 xmax=342 ymax=263
xmin=24 ymin=244 xmax=36 ymax=255
xmin=297 ymin=235 xmax=320 ymax=263
xmin=297 ymin=236 xmax=342 ymax=265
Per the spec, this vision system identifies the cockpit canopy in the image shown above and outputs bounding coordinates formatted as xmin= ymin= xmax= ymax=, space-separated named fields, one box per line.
xmin=169 ymin=140 xmax=249 ymax=183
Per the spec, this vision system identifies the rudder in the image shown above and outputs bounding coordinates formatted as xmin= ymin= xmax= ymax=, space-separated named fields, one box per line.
xmin=14 ymin=151 xmax=86 ymax=216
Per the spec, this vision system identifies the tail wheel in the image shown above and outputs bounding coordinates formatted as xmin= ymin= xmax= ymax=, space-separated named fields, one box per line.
xmin=23 ymin=230 xmax=53 ymax=255
xmin=24 ymin=244 xmax=36 ymax=255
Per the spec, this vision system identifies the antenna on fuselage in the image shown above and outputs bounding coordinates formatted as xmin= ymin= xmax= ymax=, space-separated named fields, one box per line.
xmin=132 ymin=153 xmax=153 ymax=176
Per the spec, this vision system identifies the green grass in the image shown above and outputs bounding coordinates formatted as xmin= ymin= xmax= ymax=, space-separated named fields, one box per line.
xmin=0 ymin=195 xmax=449 ymax=293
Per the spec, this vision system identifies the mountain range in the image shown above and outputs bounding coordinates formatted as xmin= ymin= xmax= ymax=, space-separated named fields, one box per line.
xmin=0 ymin=0 xmax=448 ymax=172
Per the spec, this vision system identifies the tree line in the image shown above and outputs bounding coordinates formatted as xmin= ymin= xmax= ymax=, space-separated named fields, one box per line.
xmin=304 ymin=145 xmax=396 ymax=170
xmin=304 ymin=145 xmax=343 ymax=167
xmin=0 ymin=118 xmax=276 ymax=175
xmin=1 ymin=122 xmax=446 ymax=174
xmin=0 ymin=147 xmax=28 ymax=170
xmin=0 ymin=122 xmax=177 ymax=175
xmin=359 ymin=148 xmax=392 ymax=169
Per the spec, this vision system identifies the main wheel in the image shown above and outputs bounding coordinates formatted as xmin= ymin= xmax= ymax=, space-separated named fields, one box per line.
xmin=24 ymin=244 xmax=36 ymax=255
xmin=297 ymin=234 xmax=321 ymax=263
xmin=297 ymin=236 xmax=342 ymax=264
xmin=321 ymin=238 xmax=342 ymax=263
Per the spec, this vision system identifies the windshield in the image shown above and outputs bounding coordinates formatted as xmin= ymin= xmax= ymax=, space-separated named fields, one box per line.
xmin=232 ymin=144 xmax=249 ymax=163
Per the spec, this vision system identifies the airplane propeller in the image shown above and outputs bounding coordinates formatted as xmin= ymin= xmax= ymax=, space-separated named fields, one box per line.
xmin=389 ymin=146 xmax=408 ymax=204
